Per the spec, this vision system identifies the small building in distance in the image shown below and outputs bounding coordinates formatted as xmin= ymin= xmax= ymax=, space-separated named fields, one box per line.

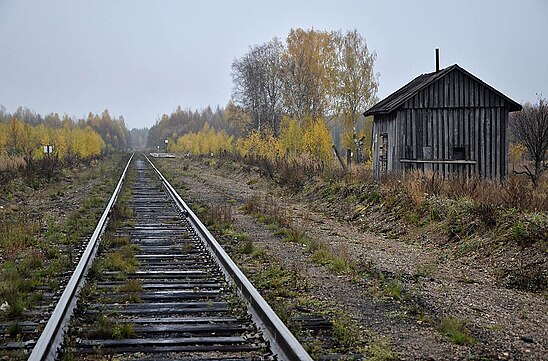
xmin=363 ymin=60 xmax=522 ymax=179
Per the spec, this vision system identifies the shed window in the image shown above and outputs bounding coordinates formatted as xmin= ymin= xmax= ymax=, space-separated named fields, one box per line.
xmin=453 ymin=146 xmax=465 ymax=160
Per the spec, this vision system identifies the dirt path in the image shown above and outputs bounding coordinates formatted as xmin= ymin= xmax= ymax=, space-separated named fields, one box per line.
xmin=160 ymin=159 xmax=546 ymax=360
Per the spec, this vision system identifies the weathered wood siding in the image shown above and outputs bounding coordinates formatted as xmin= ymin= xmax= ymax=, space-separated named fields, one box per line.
xmin=372 ymin=113 xmax=398 ymax=176
xmin=373 ymin=68 xmax=511 ymax=179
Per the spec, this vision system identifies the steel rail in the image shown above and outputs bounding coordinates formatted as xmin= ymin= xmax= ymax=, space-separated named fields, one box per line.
xmin=145 ymin=154 xmax=313 ymax=361
xmin=28 ymin=153 xmax=134 ymax=361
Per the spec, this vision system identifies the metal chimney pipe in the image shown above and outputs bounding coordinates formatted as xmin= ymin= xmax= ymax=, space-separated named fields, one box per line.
xmin=435 ymin=48 xmax=440 ymax=72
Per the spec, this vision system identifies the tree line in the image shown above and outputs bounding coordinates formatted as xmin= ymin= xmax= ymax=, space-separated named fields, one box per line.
xmin=147 ymin=28 xmax=378 ymax=162
xmin=0 ymin=106 xmax=131 ymax=183
xmin=0 ymin=107 xmax=130 ymax=153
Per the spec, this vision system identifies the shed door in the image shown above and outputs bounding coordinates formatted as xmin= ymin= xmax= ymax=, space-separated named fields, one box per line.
xmin=378 ymin=133 xmax=388 ymax=175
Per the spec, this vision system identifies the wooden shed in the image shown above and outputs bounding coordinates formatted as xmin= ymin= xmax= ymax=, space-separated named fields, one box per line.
xmin=364 ymin=64 xmax=522 ymax=179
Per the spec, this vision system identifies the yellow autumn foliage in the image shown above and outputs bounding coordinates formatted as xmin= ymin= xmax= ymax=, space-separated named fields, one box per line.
xmin=236 ymin=130 xmax=283 ymax=161
xmin=279 ymin=117 xmax=304 ymax=159
xmin=171 ymin=123 xmax=234 ymax=155
xmin=0 ymin=119 xmax=104 ymax=160
xmin=236 ymin=116 xmax=334 ymax=166
xmin=302 ymin=117 xmax=333 ymax=165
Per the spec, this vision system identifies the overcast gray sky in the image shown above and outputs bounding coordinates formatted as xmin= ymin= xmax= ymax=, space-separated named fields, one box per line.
xmin=0 ymin=0 xmax=547 ymax=129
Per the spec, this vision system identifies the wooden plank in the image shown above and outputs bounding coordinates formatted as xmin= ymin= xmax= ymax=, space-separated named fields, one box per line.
xmin=443 ymin=109 xmax=449 ymax=175
xmin=485 ymin=108 xmax=490 ymax=178
xmin=399 ymin=159 xmax=477 ymax=164
xmin=398 ymin=114 xmax=404 ymax=167
xmin=440 ymin=109 xmax=445 ymax=175
xmin=454 ymin=71 xmax=459 ymax=107
xmin=459 ymin=71 xmax=465 ymax=107
xmin=455 ymin=109 xmax=460 ymax=173
xmin=432 ymin=81 xmax=437 ymax=107
xmin=448 ymin=110 xmax=454 ymax=173
xmin=472 ymin=110 xmax=477 ymax=176
xmin=422 ymin=110 xmax=426 ymax=148
xmin=401 ymin=111 xmax=406 ymax=162
xmin=469 ymin=110 xmax=473 ymax=177
xmin=391 ymin=114 xmax=397 ymax=171
xmin=444 ymin=76 xmax=449 ymax=108
xmin=464 ymin=109 xmax=470 ymax=176
xmin=426 ymin=111 xmax=433 ymax=172
xmin=498 ymin=110 xmax=503 ymax=178
xmin=493 ymin=108 xmax=497 ymax=178
xmin=463 ymin=73 xmax=469 ymax=107
xmin=408 ymin=110 xmax=412 ymax=160
xmin=413 ymin=109 xmax=418 ymax=159
xmin=435 ymin=79 xmax=440 ymax=107
xmin=474 ymin=80 xmax=479 ymax=107
xmin=453 ymin=71 xmax=458 ymax=107
xmin=451 ymin=71 xmax=456 ymax=107
xmin=412 ymin=110 xmax=418 ymax=159
xmin=491 ymin=108 xmax=501 ymax=180
xmin=489 ymin=108 xmax=494 ymax=178
xmin=433 ymin=109 xmax=438 ymax=162
xmin=479 ymin=109 xmax=484 ymax=178
xmin=487 ymin=108 xmax=493 ymax=178
xmin=460 ymin=109 xmax=464 ymax=175
xmin=423 ymin=109 xmax=428 ymax=150
xmin=470 ymin=79 xmax=475 ymax=107
xmin=460 ymin=108 xmax=465 ymax=151
xmin=372 ymin=120 xmax=378 ymax=174
xmin=492 ymin=108 xmax=496 ymax=178
xmin=501 ymin=108 xmax=510 ymax=179
xmin=468 ymin=75 xmax=473 ymax=107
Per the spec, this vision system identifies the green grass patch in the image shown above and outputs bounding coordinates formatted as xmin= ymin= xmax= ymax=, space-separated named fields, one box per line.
xmin=382 ymin=280 xmax=403 ymax=299
xmin=90 ymin=314 xmax=135 ymax=339
xmin=284 ymin=227 xmax=307 ymax=243
xmin=367 ymin=336 xmax=398 ymax=361
xmin=438 ymin=316 xmax=476 ymax=345
xmin=118 ymin=279 xmax=142 ymax=293
xmin=331 ymin=313 xmax=362 ymax=350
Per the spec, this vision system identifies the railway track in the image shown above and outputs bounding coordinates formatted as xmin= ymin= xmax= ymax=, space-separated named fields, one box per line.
xmin=28 ymin=154 xmax=311 ymax=361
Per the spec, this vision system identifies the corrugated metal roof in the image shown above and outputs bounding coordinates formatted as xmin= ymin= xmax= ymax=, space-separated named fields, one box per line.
xmin=363 ymin=64 xmax=522 ymax=116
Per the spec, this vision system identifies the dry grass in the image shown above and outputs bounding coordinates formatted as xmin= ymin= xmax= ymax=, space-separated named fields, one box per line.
xmin=243 ymin=194 xmax=292 ymax=229
xmin=380 ymin=170 xmax=548 ymax=213
xmin=0 ymin=155 xmax=25 ymax=172
xmin=203 ymin=203 xmax=234 ymax=229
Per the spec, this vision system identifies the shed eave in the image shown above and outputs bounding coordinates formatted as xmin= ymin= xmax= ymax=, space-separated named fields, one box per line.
xmin=363 ymin=110 xmax=391 ymax=117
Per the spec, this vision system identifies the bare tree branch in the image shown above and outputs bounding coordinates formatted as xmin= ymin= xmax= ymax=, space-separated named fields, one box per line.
xmin=510 ymin=94 xmax=548 ymax=186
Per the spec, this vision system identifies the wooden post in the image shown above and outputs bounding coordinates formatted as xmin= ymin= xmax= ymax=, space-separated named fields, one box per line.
xmin=354 ymin=136 xmax=365 ymax=164
xmin=346 ymin=149 xmax=352 ymax=167
xmin=332 ymin=145 xmax=347 ymax=171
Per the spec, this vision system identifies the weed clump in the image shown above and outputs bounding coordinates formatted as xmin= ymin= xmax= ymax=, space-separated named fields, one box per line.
xmin=438 ymin=316 xmax=476 ymax=345
xmin=90 ymin=314 xmax=135 ymax=339
xmin=367 ymin=336 xmax=398 ymax=361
